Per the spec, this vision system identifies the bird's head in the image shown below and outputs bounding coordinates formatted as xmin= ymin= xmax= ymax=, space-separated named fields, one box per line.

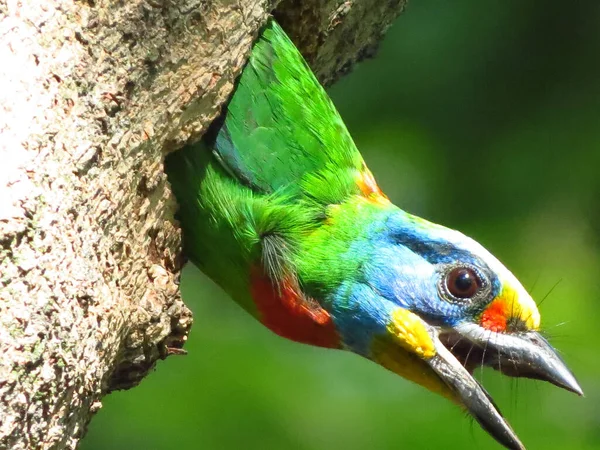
xmin=330 ymin=208 xmax=582 ymax=450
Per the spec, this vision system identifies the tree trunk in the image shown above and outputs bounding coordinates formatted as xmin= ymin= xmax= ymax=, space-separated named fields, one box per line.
xmin=0 ymin=0 xmax=406 ymax=448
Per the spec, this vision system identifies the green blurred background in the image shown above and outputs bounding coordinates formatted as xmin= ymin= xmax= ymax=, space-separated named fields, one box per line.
xmin=82 ymin=1 xmax=600 ymax=449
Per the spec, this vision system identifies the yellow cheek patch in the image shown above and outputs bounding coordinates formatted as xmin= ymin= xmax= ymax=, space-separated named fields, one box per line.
xmin=372 ymin=310 xmax=452 ymax=401
xmin=480 ymin=284 xmax=540 ymax=332
xmin=387 ymin=308 xmax=436 ymax=359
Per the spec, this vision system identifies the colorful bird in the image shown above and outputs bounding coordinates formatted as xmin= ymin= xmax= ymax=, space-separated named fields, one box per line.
xmin=166 ymin=19 xmax=582 ymax=449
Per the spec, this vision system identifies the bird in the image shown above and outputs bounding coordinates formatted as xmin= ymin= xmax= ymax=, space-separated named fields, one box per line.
xmin=165 ymin=18 xmax=582 ymax=450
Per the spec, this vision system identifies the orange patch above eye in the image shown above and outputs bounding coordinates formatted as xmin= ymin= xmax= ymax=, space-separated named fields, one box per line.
xmin=356 ymin=167 xmax=389 ymax=204
xmin=480 ymin=298 xmax=509 ymax=332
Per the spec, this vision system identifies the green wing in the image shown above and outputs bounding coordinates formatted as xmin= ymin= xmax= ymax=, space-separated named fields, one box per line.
xmin=165 ymin=19 xmax=384 ymax=312
xmin=213 ymin=19 xmax=367 ymax=204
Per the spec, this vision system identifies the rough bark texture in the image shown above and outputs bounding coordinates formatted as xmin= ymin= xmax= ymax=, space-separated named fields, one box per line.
xmin=275 ymin=0 xmax=407 ymax=86
xmin=0 ymin=0 xmax=406 ymax=449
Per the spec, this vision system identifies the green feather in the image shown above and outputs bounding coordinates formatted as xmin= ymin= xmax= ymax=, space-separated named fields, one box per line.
xmin=213 ymin=19 xmax=365 ymax=204
xmin=166 ymin=19 xmax=376 ymax=305
xmin=165 ymin=20 xmax=583 ymax=450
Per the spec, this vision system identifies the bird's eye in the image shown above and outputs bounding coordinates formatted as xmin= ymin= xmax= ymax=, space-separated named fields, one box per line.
xmin=445 ymin=267 xmax=482 ymax=299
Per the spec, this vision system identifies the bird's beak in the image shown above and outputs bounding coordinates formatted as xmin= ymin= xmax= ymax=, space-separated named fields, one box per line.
xmin=434 ymin=323 xmax=582 ymax=450
xmin=426 ymin=327 xmax=523 ymax=450
xmin=441 ymin=323 xmax=583 ymax=396
xmin=372 ymin=306 xmax=582 ymax=450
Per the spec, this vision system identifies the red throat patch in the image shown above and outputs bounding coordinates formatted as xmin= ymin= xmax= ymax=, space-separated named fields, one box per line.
xmin=250 ymin=269 xmax=340 ymax=349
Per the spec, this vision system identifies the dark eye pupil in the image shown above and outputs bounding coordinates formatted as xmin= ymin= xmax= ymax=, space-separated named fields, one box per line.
xmin=447 ymin=267 xmax=481 ymax=299
xmin=455 ymin=271 xmax=474 ymax=292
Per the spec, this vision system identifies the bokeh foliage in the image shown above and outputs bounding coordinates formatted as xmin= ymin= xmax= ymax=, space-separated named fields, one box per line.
xmin=82 ymin=1 xmax=600 ymax=448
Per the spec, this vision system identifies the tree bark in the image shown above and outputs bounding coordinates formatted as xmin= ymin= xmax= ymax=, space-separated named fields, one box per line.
xmin=0 ymin=0 xmax=406 ymax=448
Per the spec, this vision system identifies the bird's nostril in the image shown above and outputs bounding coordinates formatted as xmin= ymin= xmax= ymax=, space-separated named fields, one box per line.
xmin=506 ymin=316 xmax=529 ymax=333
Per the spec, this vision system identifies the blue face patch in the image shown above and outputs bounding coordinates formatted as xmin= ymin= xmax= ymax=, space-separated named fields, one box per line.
xmin=385 ymin=213 xmax=492 ymax=268
xmin=361 ymin=211 xmax=503 ymax=326
xmin=328 ymin=280 xmax=397 ymax=357
xmin=322 ymin=208 xmax=505 ymax=352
